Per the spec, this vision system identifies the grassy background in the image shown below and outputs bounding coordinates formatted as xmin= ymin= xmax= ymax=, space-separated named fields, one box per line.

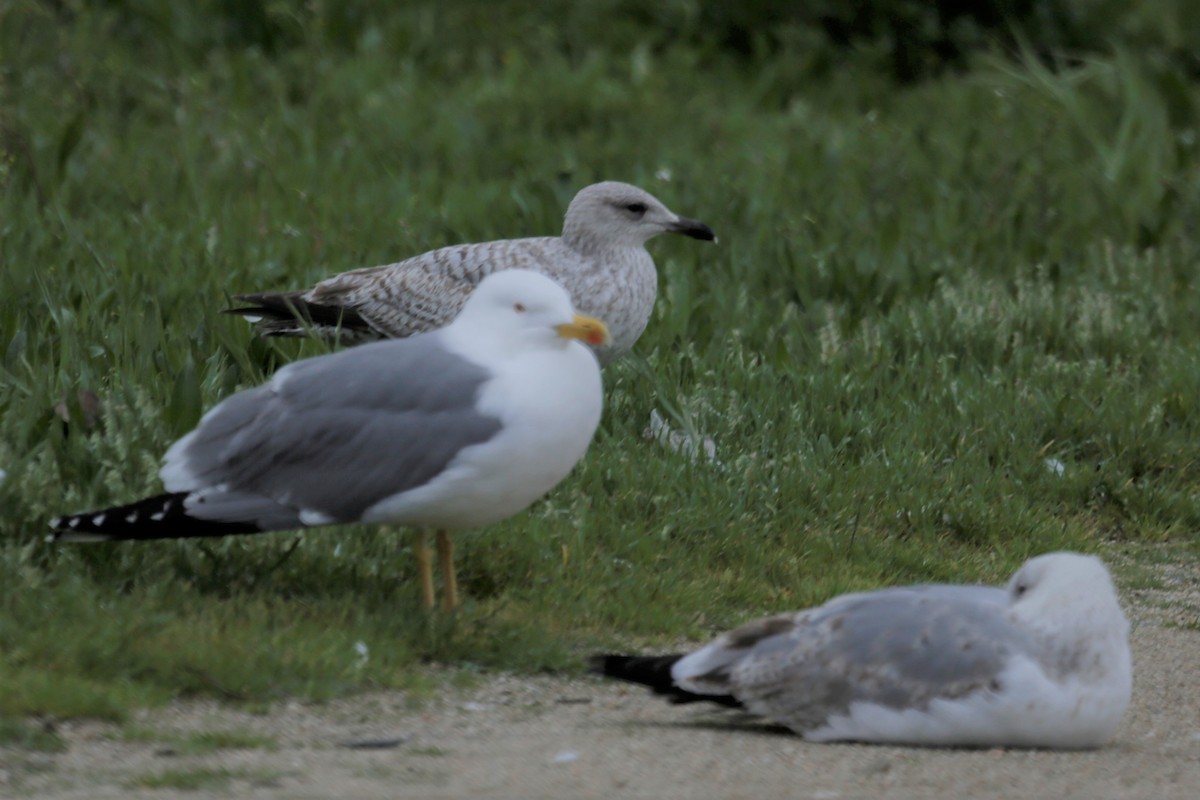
xmin=2 ymin=0 xmax=1200 ymax=721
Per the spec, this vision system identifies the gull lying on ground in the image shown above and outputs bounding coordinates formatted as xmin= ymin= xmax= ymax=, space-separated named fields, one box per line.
xmin=50 ymin=270 xmax=608 ymax=611
xmin=593 ymin=552 xmax=1131 ymax=748
xmin=228 ymin=181 xmax=715 ymax=365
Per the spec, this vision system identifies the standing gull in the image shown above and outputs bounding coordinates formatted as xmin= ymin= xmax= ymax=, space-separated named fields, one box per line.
xmin=228 ymin=181 xmax=715 ymax=364
xmin=49 ymin=270 xmax=608 ymax=611
xmin=593 ymin=552 xmax=1131 ymax=748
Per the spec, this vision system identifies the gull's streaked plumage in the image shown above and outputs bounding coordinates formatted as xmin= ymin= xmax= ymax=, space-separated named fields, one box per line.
xmin=594 ymin=553 xmax=1131 ymax=748
xmin=228 ymin=181 xmax=715 ymax=364
xmin=50 ymin=270 xmax=609 ymax=610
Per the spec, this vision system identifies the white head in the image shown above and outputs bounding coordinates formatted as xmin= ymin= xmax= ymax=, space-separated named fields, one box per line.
xmin=1007 ymin=551 xmax=1132 ymax=717
xmin=1007 ymin=552 xmax=1127 ymax=630
xmin=561 ymin=181 xmax=715 ymax=252
xmin=452 ymin=269 xmax=610 ymax=354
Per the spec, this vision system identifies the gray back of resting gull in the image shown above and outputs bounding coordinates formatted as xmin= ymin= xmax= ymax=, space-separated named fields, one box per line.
xmin=593 ymin=552 xmax=1132 ymax=748
xmin=228 ymin=181 xmax=716 ymax=365
xmin=50 ymin=269 xmax=610 ymax=611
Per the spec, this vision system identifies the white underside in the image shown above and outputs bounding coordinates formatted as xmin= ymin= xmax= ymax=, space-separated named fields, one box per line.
xmin=797 ymin=656 xmax=1131 ymax=748
xmin=360 ymin=336 xmax=602 ymax=529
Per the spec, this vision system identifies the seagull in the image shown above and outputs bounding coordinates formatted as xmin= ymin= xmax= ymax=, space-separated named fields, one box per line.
xmin=593 ymin=552 xmax=1132 ymax=748
xmin=227 ymin=181 xmax=715 ymax=364
xmin=50 ymin=270 xmax=608 ymax=611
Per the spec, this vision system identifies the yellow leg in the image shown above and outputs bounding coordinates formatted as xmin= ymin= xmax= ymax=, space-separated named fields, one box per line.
xmin=413 ymin=530 xmax=435 ymax=611
xmin=436 ymin=529 xmax=458 ymax=612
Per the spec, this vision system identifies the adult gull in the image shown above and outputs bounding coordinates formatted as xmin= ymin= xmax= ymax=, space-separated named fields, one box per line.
xmin=227 ymin=181 xmax=715 ymax=364
xmin=50 ymin=270 xmax=608 ymax=611
xmin=593 ymin=552 xmax=1131 ymax=748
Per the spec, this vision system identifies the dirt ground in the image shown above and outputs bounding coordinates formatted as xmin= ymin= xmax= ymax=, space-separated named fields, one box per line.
xmin=4 ymin=563 xmax=1199 ymax=800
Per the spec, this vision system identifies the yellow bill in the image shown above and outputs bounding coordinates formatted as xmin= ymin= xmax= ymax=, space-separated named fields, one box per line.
xmin=555 ymin=314 xmax=610 ymax=347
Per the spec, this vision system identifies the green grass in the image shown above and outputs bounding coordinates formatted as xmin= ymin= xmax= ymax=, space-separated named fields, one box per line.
xmin=3 ymin=3 xmax=1200 ymax=717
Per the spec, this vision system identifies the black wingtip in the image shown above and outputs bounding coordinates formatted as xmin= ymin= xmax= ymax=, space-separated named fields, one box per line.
xmin=590 ymin=653 xmax=743 ymax=708
xmin=589 ymin=653 xmax=681 ymax=689
xmin=47 ymin=525 xmax=114 ymax=543
xmin=49 ymin=492 xmax=260 ymax=542
xmin=224 ymin=292 xmax=371 ymax=334
xmin=587 ymin=654 xmax=630 ymax=677
xmin=222 ymin=305 xmax=265 ymax=317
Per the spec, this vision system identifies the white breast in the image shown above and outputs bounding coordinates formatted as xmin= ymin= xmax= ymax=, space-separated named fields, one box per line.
xmin=361 ymin=343 xmax=602 ymax=529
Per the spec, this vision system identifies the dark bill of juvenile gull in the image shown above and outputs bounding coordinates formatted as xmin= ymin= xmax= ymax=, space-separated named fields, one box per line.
xmin=226 ymin=180 xmax=715 ymax=365
xmin=592 ymin=552 xmax=1131 ymax=749
xmin=50 ymin=269 xmax=609 ymax=611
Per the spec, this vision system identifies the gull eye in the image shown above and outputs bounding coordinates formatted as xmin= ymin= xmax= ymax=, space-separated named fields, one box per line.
xmin=624 ymin=202 xmax=647 ymax=216
xmin=1013 ymin=582 xmax=1028 ymax=598
xmin=513 ymin=302 xmax=526 ymax=313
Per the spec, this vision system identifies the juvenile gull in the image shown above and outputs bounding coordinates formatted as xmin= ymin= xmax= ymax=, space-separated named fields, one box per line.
xmin=228 ymin=181 xmax=715 ymax=364
xmin=593 ymin=552 xmax=1131 ymax=748
xmin=50 ymin=270 xmax=608 ymax=611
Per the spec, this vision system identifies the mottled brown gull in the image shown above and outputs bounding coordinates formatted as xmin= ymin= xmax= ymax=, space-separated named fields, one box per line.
xmin=593 ymin=552 xmax=1131 ymax=748
xmin=50 ymin=270 xmax=609 ymax=611
xmin=228 ymin=181 xmax=715 ymax=364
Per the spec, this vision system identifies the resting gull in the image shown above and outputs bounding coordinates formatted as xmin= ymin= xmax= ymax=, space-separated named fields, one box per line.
xmin=227 ymin=181 xmax=715 ymax=364
xmin=49 ymin=270 xmax=608 ymax=611
xmin=593 ymin=552 xmax=1131 ymax=748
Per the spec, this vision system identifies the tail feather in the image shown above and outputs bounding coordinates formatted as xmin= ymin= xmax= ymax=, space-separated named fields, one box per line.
xmin=49 ymin=492 xmax=261 ymax=542
xmin=225 ymin=291 xmax=374 ymax=338
xmin=589 ymin=654 xmax=742 ymax=709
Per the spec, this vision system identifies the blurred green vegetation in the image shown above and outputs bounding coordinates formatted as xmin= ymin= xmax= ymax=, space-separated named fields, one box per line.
xmin=1 ymin=0 xmax=1199 ymax=719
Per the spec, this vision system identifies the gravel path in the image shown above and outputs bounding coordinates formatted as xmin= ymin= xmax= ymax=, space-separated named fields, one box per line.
xmin=4 ymin=563 xmax=1198 ymax=799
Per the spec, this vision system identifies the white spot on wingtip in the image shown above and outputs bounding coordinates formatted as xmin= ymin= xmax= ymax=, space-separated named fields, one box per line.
xmin=299 ymin=509 xmax=336 ymax=526
xmin=92 ymin=513 xmax=106 ymax=526
xmin=68 ymin=517 xmax=81 ymax=528
xmin=50 ymin=516 xmax=62 ymax=527
xmin=150 ymin=511 xmax=164 ymax=521
xmin=126 ymin=512 xmax=138 ymax=523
